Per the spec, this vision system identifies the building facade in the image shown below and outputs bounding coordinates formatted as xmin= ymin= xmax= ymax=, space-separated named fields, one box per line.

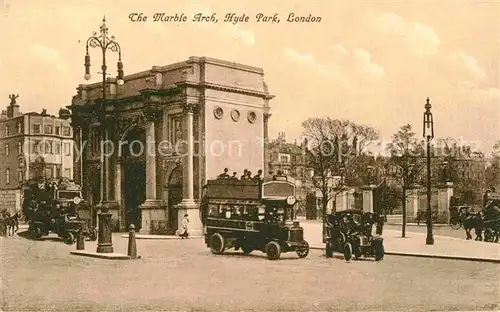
xmin=0 ymin=96 xmax=74 ymax=214
xmin=70 ymin=57 xmax=273 ymax=235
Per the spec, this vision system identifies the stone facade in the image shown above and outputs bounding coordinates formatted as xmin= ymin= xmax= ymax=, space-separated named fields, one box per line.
xmin=70 ymin=57 xmax=274 ymax=235
xmin=0 ymin=97 xmax=74 ymax=191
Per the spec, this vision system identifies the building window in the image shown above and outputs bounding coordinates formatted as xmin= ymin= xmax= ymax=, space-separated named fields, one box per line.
xmin=5 ymin=168 xmax=10 ymax=184
xmin=55 ymin=126 xmax=60 ymax=135
xmin=45 ymin=167 xmax=53 ymax=178
xmin=32 ymin=124 xmax=41 ymax=134
xmin=18 ymin=170 xmax=23 ymax=183
xmin=64 ymin=142 xmax=71 ymax=156
xmin=32 ymin=140 xmax=41 ymax=154
xmin=45 ymin=125 xmax=53 ymax=134
xmin=17 ymin=122 xmax=22 ymax=134
xmin=44 ymin=141 xmax=52 ymax=154
xmin=54 ymin=142 xmax=61 ymax=154
xmin=64 ymin=168 xmax=71 ymax=179
xmin=56 ymin=166 xmax=61 ymax=178
xmin=17 ymin=141 xmax=22 ymax=155
xmin=62 ymin=126 xmax=71 ymax=136
xmin=5 ymin=125 xmax=9 ymax=136
xmin=5 ymin=144 xmax=9 ymax=156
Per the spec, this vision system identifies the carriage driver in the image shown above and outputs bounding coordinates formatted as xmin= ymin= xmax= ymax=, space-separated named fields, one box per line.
xmin=483 ymin=200 xmax=500 ymax=221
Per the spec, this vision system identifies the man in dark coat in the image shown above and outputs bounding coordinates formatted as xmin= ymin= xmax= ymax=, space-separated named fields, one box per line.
xmin=240 ymin=169 xmax=248 ymax=180
xmin=253 ymin=169 xmax=263 ymax=181
xmin=218 ymin=168 xmax=230 ymax=179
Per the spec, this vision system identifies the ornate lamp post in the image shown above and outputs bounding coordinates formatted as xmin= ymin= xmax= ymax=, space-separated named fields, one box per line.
xmin=84 ymin=17 xmax=124 ymax=253
xmin=423 ymin=97 xmax=434 ymax=245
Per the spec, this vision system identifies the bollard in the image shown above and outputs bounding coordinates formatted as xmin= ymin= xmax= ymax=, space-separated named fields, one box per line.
xmin=76 ymin=231 xmax=85 ymax=250
xmin=127 ymin=224 xmax=138 ymax=259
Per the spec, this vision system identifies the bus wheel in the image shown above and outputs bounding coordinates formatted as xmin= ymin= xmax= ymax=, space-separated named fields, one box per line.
xmin=265 ymin=241 xmax=281 ymax=260
xmin=209 ymin=233 xmax=225 ymax=255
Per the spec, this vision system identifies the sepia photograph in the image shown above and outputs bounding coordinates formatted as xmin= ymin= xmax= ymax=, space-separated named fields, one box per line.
xmin=0 ymin=0 xmax=499 ymax=311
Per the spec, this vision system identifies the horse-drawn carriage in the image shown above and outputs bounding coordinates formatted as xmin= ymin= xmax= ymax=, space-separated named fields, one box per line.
xmin=323 ymin=209 xmax=385 ymax=261
xmin=460 ymin=194 xmax=500 ymax=243
xmin=448 ymin=205 xmax=472 ymax=230
xmin=22 ymin=178 xmax=97 ymax=244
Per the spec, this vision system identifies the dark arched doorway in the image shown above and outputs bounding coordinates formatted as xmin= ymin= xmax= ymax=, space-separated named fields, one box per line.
xmin=167 ymin=166 xmax=183 ymax=233
xmin=121 ymin=126 xmax=146 ymax=230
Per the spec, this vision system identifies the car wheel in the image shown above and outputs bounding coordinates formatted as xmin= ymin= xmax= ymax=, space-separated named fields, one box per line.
xmin=296 ymin=241 xmax=309 ymax=259
xmin=30 ymin=225 xmax=43 ymax=240
xmin=343 ymin=242 xmax=353 ymax=261
xmin=374 ymin=239 xmax=385 ymax=261
xmin=337 ymin=233 xmax=346 ymax=253
xmin=449 ymin=218 xmax=462 ymax=230
xmin=64 ymin=232 xmax=75 ymax=245
xmin=209 ymin=233 xmax=225 ymax=255
xmin=265 ymin=241 xmax=281 ymax=260
xmin=325 ymin=241 xmax=334 ymax=258
xmin=354 ymin=246 xmax=362 ymax=259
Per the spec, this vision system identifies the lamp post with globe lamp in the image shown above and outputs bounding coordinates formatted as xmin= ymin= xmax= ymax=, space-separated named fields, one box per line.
xmin=83 ymin=16 xmax=124 ymax=253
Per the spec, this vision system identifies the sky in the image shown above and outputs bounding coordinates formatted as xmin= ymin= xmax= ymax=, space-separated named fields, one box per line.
xmin=0 ymin=0 xmax=498 ymax=155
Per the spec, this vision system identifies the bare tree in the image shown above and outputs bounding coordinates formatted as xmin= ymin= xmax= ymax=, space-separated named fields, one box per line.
xmin=485 ymin=140 xmax=500 ymax=192
xmin=302 ymin=117 xmax=379 ymax=217
xmin=386 ymin=124 xmax=425 ymax=238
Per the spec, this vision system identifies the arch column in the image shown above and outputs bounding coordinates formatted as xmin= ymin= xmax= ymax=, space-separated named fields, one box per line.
xmin=176 ymin=103 xmax=202 ymax=237
xmin=139 ymin=105 xmax=166 ymax=234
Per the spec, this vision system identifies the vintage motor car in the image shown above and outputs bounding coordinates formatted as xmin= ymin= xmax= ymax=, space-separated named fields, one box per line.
xmin=22 ymin=178 xmax=97 ymax=244
xmin=201 ymin=173 xmax=310 ymax=260
xmin=323 ymin=209 xmax=384 ymax=261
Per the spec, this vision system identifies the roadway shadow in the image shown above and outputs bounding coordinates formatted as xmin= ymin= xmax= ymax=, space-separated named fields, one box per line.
xmin=218 ymin=251 xmax=303 ymax=261
xmin=16 ymin=230 xmax=64 ymax=242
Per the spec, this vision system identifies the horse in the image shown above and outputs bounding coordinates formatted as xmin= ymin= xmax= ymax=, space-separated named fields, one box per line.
xmin=7 ymin=212 xmax=19 ymax=236
xmin=463 ymin=212 xmax=484 ymax=240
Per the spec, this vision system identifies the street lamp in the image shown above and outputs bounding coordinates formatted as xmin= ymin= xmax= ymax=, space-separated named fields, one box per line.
xmin=84 ymin=16 xmax=124 ymax=253
xmin=423 ymin=97 xmax=434 ymax=245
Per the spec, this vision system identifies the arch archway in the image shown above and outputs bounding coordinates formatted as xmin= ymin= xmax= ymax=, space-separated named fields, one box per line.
xmin=121 ymin=125 xmax=146 ymax=230
xmin=167 ymin=166 xmax=183 ymax=233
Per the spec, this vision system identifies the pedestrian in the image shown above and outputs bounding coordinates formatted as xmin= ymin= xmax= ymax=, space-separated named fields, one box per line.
xmin=218 ymin=168 xmax=230 ymax=179
xmin=179 ymin=214 xmax=189 ymax=239
xmin=240 ymin=169 xmax=248 ymax=180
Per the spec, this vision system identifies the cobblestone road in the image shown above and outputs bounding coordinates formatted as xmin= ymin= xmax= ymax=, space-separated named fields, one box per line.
xmin=1 ymin=233 xmax=499 ymax=311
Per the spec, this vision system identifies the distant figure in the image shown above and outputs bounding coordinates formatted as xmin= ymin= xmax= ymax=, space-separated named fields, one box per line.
xmin=218 ymin=168 xmax=230 ymax=179
xmin=179 ymin=214 xmax=189 ymax=239
xmin=483 ymin=189 xmax=490 ymax=208
xmin=253 ymin=169 xmax=263 ymax=180
xmin=230 ymin=172 xmax=238 ymax=180
xmin=241 ymin=169 xmax=248 ymax=180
